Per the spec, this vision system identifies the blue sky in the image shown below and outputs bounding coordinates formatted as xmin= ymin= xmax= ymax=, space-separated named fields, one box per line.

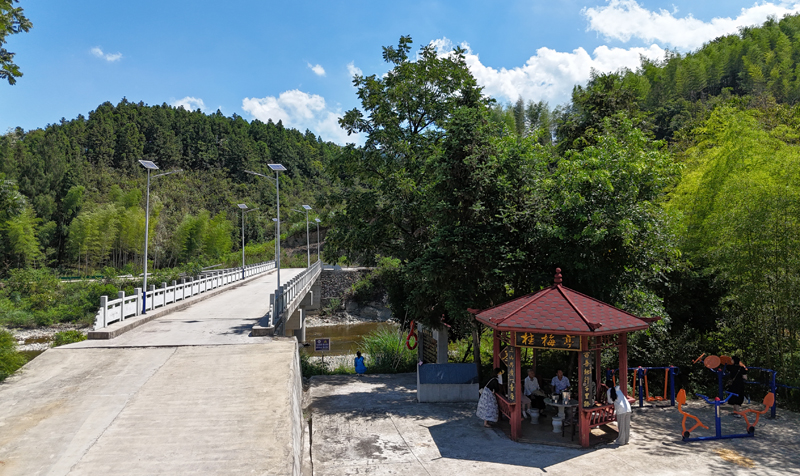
xmin=2 ymin=1 xmax=799 ymax=143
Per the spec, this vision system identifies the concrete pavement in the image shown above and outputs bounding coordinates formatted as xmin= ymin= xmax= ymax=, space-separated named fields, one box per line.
xmin=307 ymin=373 xmax=800 ymax=476
xmin=0 ymin=268 xmax=308 ymax=476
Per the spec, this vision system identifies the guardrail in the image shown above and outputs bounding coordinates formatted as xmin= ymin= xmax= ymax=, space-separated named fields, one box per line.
xmin=94 ymin=261 xmax=276 ymax=330
xmin=271 ymin=259 xmax=322 ymax=331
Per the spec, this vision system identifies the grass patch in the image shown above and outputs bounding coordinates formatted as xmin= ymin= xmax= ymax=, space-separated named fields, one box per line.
xmin=359 ymin=325 xmax=416 ymax=374
xmin=53 ymin=330 xmax=87 ymax=347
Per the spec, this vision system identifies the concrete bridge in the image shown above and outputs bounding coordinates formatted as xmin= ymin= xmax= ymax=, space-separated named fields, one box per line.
xmin=0 ymin=261 xmax=323 ymax=475
xmin=90 ymin=259 xmax=322 ymax=341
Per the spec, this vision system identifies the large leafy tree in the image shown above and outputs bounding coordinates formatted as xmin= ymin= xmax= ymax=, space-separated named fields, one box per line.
xmin=326 ymin=37 xmax=546 ymax=329
xmin=0 ymin=0 xmax=32 ymax=85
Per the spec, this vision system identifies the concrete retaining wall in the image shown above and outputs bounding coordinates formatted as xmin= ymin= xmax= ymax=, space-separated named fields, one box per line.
xmin=417 ymin=363 xmax=479 ymax=403
xmin=288 ymin=339 xmax=305 ymax=476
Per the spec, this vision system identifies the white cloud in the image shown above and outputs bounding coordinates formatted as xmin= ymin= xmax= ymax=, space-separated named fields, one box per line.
xmin=242 ymin=89 xmax=358 ymax=144
xmin=308 ymin=63 xmax=326 ymax=76
xmin=432 ymin=38 xmax=665 ymax=106
xmin=347 ymin=61 xmax=363 ymax=77
xmin=172 ymin=96 xmax=206 ymax=112
xmin=91 ymin=46 xmax=122 ymax=62
xmin=584 ymin=0 xmax=800 ymax=50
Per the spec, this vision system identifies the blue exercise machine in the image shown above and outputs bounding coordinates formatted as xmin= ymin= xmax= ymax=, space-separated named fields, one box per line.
xmin=605 ymin=366 xmax=680 ymax=407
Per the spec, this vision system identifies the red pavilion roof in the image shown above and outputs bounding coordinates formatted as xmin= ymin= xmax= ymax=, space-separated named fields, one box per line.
xmin=471 ymin=269 xmax=654 ymax=335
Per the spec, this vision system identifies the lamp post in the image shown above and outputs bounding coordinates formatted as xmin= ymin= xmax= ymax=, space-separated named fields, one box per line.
xmin=291 ymin=205 xmax=312 ymax=268
xmin=272 ymin=218 xmax=279 ymax=263
xmin=245 ymin=165 xmax=286 ymax=290
xmin=137 ymin=160 xmax=181 ymax=314
xmin=238 ymin=204 xmax=257 ymax=279
xmin=314 ymin=217 xmax=321 ymax=263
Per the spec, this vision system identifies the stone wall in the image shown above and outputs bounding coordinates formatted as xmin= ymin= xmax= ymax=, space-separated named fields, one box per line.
xmin=315 ymin=269 xmax=394 ymax=324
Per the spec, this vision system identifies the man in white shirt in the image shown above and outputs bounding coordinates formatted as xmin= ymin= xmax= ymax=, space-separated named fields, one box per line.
xmin=524 ymin=368 xmax=545 ymax=418
xmin=551 ymin=369 xmax=570 ymax=394
xmin=524 ymin=368 xmax=540 ymax=397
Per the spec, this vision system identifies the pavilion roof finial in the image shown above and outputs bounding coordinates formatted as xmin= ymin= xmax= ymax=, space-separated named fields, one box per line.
xmin=554 ymin=268 xmax=563 ymax=285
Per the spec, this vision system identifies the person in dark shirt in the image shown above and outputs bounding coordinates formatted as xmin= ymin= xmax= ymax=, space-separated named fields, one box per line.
xmin=727 ymin=356 xmax=747 ymax=415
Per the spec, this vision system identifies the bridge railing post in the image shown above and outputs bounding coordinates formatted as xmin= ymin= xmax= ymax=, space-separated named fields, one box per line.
xmin=99 ymin=295 xmax=108 ymax=329
xmin=134 ymin=287 xmax=142 ymax=316
xmin=118 ymin=291 xmax=125 ymax=321
xmin=149 ymin=285 xmax=155 ymax=311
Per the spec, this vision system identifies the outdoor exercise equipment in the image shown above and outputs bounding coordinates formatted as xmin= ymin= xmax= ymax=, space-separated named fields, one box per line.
xmin=734 ymin=392 xmax=775 ymax=434
xmin=676 ymin=389 xmax=708 ymax=439
xmin=676 ymin=388 xmax=775 ymax=441
xmin=606 ymin=366 xmax=679 ymax=407
xmin=405 ymin=320 xmax=418 ymax=350
xmin=745 ymin=367 xmax=778 ymax=418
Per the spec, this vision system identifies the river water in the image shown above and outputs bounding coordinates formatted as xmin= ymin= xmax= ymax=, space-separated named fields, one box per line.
xmin=304 ymin=321 xmax=394 ymax=356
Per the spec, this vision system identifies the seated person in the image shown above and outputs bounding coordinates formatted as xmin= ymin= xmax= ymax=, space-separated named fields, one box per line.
xmin=551 ymin=369 xmax=570 ymax=395
xmin=523 ymin=368 xmax=547 ymax=416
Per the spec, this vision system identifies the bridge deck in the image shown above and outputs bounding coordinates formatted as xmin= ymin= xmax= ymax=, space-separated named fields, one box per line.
xmin=0 ymin=268 xmax=308 ymax=475
xmin=73 ymin=268 xmax=304 ymax=347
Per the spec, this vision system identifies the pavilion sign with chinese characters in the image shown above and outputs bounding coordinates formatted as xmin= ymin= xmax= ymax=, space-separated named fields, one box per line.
xmin=514 ymin=332 xmax=580 ymax=351
xmin=499 ymin=346 xmax=517 ymax=403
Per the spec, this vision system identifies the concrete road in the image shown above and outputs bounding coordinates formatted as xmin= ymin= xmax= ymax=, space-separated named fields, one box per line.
xmin=308 ymin=373 xmax=800 ymax=476
xmin=0 ymin=268 xmax=308 ymax=476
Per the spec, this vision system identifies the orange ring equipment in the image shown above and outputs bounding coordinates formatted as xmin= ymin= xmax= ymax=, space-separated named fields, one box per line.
xmin=677 ymin=389 xmax=709 ymax=438
xmin=406 ymin=321 xmax=418 ymax=350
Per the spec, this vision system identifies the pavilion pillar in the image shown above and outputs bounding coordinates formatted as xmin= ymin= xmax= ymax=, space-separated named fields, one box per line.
xmin=579 ymin=335 xmax=591 ymax=448
xmin=492 ymin=330 xmax=500 ymax=369
xmin=619 ymin=333 xmax=628 ymax=397
xmin=595 ymin=347 xmax=602 ymax=402
xmin=512 ymin=344 xmax=522 ymax=441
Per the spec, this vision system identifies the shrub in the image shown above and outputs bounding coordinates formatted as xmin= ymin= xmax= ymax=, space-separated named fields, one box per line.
xmin=299 ymin=352 xmax=354 ymax=377
xmin=358 ymin=325 xmax=416 ymax=374
xmin=53 ymin=330 xmax=87 ymax=347
xmin=0 ymin=330 xmax=26 ymax=381
xmin=6 ymin=267 xmax=60 ymax=311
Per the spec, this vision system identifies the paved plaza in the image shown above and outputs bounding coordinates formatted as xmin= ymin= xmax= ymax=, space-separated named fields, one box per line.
xmin=307 ymin=373 xmax=800 ymax=476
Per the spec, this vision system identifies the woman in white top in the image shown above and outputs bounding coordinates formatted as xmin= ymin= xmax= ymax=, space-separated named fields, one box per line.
xmin=605 ymin=379 xmax=632 ymax=445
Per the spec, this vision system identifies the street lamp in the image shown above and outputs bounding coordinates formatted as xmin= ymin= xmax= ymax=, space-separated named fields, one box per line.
xmin=245 ymin=164 xmax=286 ymax=290
xmin=272 ymin=218 xmax=279 ymax=263
xmin=138 ymin=160 xmax=181 ymax=314
xmin=291 ymin=205 xmax=312 ymax=268
xmin=238 ymin=204 xmax=257 ymax=279
xmin=314 ymin=217 xmax=321 ymax=263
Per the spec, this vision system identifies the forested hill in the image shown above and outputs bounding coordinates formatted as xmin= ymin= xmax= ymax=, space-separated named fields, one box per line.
xmin=0 ymin=99 xmax=340 ymax=272
xmin=560 ymin=13 xmax=800 ymax=145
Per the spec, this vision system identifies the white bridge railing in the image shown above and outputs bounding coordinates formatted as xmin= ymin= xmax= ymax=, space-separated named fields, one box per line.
xmin=94 ymin=261 xmax=276 ymax=330
xmin=271 ymin=259 xmax=322 ymax=331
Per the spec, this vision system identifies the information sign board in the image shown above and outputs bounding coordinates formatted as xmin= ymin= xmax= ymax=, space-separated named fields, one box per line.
xmin=314 ymin=338 xmax=331 ymax=352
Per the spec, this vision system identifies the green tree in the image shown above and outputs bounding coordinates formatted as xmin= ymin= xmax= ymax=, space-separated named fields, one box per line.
xmin=667 ymin=106 xmax=800 ymax=375
xmin=0 ymin=0 xmax=32 ymax=85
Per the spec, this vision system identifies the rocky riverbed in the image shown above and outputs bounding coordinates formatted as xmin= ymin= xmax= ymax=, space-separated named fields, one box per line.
xmin=4 ymin=324 xmax=88 ymax=352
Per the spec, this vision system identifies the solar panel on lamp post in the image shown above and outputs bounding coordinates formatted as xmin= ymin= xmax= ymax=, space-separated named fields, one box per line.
xmin=137 ymin=160 xmax=181 ymax=314
xmin=314 ymin=217 xmax=321 ymax=263
xmin=245 ymin=165 xmax=286 ymax=292
xmin=238 ymin=204 xmax=257 ymax=280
